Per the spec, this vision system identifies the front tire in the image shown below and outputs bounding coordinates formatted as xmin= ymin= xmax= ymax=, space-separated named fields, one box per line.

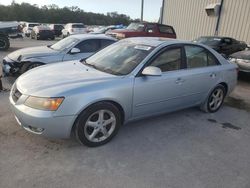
xmin=0 ymin=35 xmax=10 ymax=51
xmin=201 ymin=84 xmax=226 ymax=113
xmin=20 ymin=62 xmax=43 ymax=74
xmin=75 ymin=102 xmax=121 ymax=147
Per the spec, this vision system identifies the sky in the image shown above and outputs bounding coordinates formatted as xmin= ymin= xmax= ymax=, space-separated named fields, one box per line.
xmin=0 ymin=0 xmax=163 ymax=22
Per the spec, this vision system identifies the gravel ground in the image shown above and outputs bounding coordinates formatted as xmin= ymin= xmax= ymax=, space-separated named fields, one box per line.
xmin=0 ymin=38 xmax=250 ymax=188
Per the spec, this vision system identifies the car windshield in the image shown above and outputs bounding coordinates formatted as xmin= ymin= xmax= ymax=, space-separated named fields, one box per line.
xmin=54 ymin=25 xmax=64 ymax=30
xmin=29 ymin=24 xmax=39 ymax=28
xmin=95 ymin=27 xmax=107 ymax=33
xmin=194 ymin=37 xmax=222 ymax=46
xmin=72 ymin=24 xmax=85 ymax=28
xmin=85 ymin=41 xmax=154 ymax=75
xmin=126 ymin=23 xmax=145 ymax=31
xmin=50 ymin=37 xmax=79 ymax=51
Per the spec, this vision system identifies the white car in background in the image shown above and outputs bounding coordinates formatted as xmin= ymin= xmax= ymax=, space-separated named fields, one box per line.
xmin=2 ymin=34 xmax=117 ymax=75
xmin=22 ymin=22 xmax=40 ymax=37
xmin=61 ymin=23 xmax=87 ymax=38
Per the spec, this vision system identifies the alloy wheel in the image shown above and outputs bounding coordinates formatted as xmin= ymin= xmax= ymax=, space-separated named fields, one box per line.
xmin=209 ymin=88 xmax=224 ymax=111
xmin=84 ymin=109 xmax=116 ymax=143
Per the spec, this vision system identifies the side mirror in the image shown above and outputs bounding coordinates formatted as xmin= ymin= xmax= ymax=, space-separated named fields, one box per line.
xmin=142 ymin=66 xmax=162 ymax=76
xmin=70 ymin=48 xmax=80 ymax=54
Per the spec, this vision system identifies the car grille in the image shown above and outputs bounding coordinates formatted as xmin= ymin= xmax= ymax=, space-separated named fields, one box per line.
xmin=12 ymin=85 xmax=22 ymax=103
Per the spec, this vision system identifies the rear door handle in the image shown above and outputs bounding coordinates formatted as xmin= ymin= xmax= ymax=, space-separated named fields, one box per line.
xmin=210 ymin=73 xmax=216 ymax=78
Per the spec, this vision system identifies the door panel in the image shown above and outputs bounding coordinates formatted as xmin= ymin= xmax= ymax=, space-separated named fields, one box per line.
xmin=133 ymin=66 xmax=220 ymax=118
xmin=132 ymin=44 xmax=222 ymax=118
xmin=63 ymin=39 xmax=100 ymax=61
xmin=133 ymin=71 xmax=190 ymax=118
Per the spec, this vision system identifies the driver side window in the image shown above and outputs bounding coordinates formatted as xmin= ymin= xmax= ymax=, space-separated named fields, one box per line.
xmin=75 ymin=39 xmax=100 ymax=53
xmin=150 ymin=48 xmax=182 ymax=72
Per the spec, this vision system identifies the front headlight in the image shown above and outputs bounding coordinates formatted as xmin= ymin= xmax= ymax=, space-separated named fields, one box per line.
xmin=228 ymin=58 xmax=236 ymax=63
xmin=24 ymin=96 xmax=64 ymax=111
xmin=116 ymin=33 xmax=125 ymax=39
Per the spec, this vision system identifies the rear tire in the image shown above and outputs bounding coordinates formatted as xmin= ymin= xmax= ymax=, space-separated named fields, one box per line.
xmin=0 ymin=35 xmax=10 ymax=51
xmin=75 ymin=102 xmax=121 ymax=147
xmin=200 ymin=84 xmax=226 ymax=113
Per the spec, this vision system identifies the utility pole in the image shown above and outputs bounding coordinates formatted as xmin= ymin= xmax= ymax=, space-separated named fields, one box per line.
xmin=160 ymin=0 xmax=165 ymax=24
xmin=141 ymin=0 xmax=144 ymax=22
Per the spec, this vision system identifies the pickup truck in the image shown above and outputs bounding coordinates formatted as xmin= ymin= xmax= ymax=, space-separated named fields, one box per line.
xmin=0 ymin=22 xmax=21 ymax=51
xmin=107 ymin=22 xmax=176 ymax=40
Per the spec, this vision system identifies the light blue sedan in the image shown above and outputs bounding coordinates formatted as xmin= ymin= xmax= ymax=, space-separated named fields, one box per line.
xmin=2 ymin=34 xmax=116 ymax=76
xmin=9 ymin=37 xmax=237 ymax=147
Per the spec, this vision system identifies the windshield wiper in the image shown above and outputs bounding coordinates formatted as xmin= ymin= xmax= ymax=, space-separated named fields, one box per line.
xmin=81 ymin=60 xmax=98 ymax=70
xmin=47 ymin=45 xmax=54 ymax=50
xmin=103 ymin=67 xmax=123 ymax=76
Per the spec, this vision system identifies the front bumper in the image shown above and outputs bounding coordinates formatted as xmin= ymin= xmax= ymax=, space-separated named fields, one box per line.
xmin=9 ymin=88 xmax=77 ymax=138
xmin=1 ymin=56 xmax=21 ymax=76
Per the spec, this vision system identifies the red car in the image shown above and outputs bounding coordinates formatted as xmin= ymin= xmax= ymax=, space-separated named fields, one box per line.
xmin=107 ymin=22 xmax=176 ymax=39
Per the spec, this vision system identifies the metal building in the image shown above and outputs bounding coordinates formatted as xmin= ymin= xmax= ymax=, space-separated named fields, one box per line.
xmin=162 ymin=0 xmax=250 ymax=44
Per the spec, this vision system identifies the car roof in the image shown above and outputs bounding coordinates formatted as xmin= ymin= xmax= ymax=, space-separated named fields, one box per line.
xmin=34 ymin=26 xmax=51 ymax=30
xmin=199 ymin=36 xmax=235 ymax=40
xmin=67 ymin=23 xmax=84 ymax=25
xmin=122 ymin=37 xmax=190 ymax=47
xmin=51 ymin=24 xmax=64 ymax=26
xmin=68 ymin=34 xmax=117 ymax=41
xmin=27 ymin=22 xmax=40 ymax=25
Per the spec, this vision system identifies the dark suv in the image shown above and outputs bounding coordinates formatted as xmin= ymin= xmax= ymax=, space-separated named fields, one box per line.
xmin=194 ymin=36 xmax=247 ymax=56
xmin=49 ymin=24 xmax=64 ymax=37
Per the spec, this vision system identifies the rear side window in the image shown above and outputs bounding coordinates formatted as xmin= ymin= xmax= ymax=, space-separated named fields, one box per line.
xmin=150 ymin=48 xmax=182 ymax=72
xmin=159 ymin=25 xmax=175 ymax=34
xmin=100 ymin=39 xmax=115 ymax=49
xmin=185 ymin=45 xmax=219 ymax=69
xmin=75 ymin=39 xmax=100 ymax=53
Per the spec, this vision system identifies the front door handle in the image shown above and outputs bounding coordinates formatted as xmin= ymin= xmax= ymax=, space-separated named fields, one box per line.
xmin=175 ymin=78 xmax=185 ymax=84
xmin=210 ymin=73 xmax=217 ymax=78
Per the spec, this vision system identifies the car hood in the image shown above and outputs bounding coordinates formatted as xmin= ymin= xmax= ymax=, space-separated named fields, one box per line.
xmin=16 ymin=61 xmax=119 ymax=96
xmin=230 ymin=50 xmax=250 ymax=60
xmin=7 ymin=46 xmax=59 ymax=62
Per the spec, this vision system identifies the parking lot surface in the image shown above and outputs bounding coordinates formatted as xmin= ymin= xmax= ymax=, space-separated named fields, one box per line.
xmin=1 ymin=38 xmax=250 ymax=188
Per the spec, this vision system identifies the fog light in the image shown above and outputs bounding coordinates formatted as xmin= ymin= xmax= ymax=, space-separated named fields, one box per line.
xmin=28 ymin=126 xmax=44 ymax=133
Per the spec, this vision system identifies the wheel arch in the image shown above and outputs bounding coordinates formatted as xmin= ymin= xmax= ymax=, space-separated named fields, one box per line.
xmin=70 ymin=99 xmax=125 ymax=137
xmin=218 ymin=82 xmax=228 ymax=96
